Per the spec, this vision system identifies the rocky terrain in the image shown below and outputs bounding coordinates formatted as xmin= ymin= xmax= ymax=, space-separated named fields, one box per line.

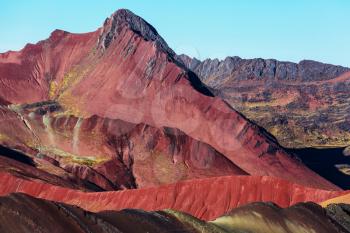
xmin=0 ymin=8 xmax=349 ymax=232
xmin=178 ymin=54 xmax=350 ymax=149
xmin=2 ymin=193 xmax=350 ymax=233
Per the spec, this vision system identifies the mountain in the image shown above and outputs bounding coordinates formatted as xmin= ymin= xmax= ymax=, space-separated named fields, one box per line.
xmin=2 ymin=193 xmax=350 ymax=233
xmin=0 ymin=9 xmax=338 ymax=190
xmin=0 ymin=8 xmax=349 ymax=232
xmin=177 ymin=54 xmax=350 ymax=149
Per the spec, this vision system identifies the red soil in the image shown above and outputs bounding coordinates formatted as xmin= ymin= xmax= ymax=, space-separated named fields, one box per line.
xmin=0 ymin=172 xmax=347 ymax=221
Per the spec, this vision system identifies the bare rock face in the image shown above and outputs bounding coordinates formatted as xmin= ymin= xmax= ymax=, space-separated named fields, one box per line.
xmin=99 ymin=9 xmax=175 ymax=57
xmin=178 ymin=54 xmax=350 ymax=148
xmin=177 ymin=54 xmax=349 ymax=84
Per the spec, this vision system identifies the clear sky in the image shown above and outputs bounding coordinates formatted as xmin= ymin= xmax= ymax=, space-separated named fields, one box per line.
xmin=1 ymin=0 xmax=349 ymax=67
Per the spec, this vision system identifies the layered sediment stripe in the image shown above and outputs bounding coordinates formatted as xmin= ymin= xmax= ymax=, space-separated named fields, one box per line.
xmin=0 ymin=172 xmax=347 ymax=220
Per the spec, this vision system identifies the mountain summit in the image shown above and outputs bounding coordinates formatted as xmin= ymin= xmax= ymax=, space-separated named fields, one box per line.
xmin=98 ymin=9 xmax=175 ymax=56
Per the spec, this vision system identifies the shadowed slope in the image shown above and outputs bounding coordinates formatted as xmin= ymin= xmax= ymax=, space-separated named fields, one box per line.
xmin=1 ymin=193 xmax=350 ymax=233
xmin=0 ymin=193 xmax=200 ymax=233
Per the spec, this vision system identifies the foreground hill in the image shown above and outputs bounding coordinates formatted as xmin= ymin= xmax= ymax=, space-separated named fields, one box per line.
xmin=1 ymin=193 xmax=350 ymax=233
xmin=0 ymin=9 xmax=338 ymax=190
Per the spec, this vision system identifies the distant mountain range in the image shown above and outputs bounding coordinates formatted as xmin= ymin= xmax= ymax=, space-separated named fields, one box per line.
xmin=177 ymin=54 xmax=350 ymax=149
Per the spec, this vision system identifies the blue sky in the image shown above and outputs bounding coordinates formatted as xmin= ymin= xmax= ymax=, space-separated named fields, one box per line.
xmin=0 ymin=0 xmax=349 ymax=67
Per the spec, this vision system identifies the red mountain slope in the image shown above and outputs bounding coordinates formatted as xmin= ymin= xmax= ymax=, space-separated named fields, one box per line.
xmin=0 ymin=172 xmax=346 ymax=221
xmin=0 ymin=9 xmax=338 ymax=190
xmin=0 ymin=104 xmax=246 ymax=190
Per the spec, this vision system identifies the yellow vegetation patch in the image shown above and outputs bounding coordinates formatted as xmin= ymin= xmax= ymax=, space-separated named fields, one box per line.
xmin=54 ymin=66 xmax=91 ymax=118
xmin=49 ymin=81 xmax=58 ymax=99
xmin=0 ymin=133 xmax=10 ymax=143
xmin=38 ymin=146 xmax=108 ymax=167
xmin=58 ymin=91 xmax=90 ymax=118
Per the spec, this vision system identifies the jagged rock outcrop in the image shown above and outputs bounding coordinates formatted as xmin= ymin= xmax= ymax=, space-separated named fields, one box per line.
xmin=178 ymin=54 xmax=350 ymax=148
xmin=177 ymin=54 xmax=349 ymax=84
xmin=98 ymin=9 xmax=175 ymax=57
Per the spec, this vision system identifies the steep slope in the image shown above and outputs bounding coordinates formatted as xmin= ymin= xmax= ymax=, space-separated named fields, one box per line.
xmin=0 ymin=172 xmax=347 ymax=221
xmin=2 ymin=193 xmax=350 ymax=233
xmin=178 ymin=54 xmax=350 ymax=149
xmin=0 ymin=29 xmax=99 ymax=104
xmin=0 ymin=9 xmax=340 ymax=190
xmin=0 ymin=103 xmax=245 ymax=191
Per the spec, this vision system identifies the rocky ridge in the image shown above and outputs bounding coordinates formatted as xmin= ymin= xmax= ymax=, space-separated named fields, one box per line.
xmin=178 ymin=54 xmax=350 ymax=148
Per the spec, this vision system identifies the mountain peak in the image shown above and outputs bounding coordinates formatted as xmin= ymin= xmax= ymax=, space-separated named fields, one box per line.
xmin=98 ymin=9 xmax=175 ymax=56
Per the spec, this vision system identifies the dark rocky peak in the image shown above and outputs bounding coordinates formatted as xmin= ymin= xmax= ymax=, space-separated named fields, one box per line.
xmin=98 ymin=9 xmax=175 ymax=57
xmin=298 ymin=59 xmax=349 ymax=81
